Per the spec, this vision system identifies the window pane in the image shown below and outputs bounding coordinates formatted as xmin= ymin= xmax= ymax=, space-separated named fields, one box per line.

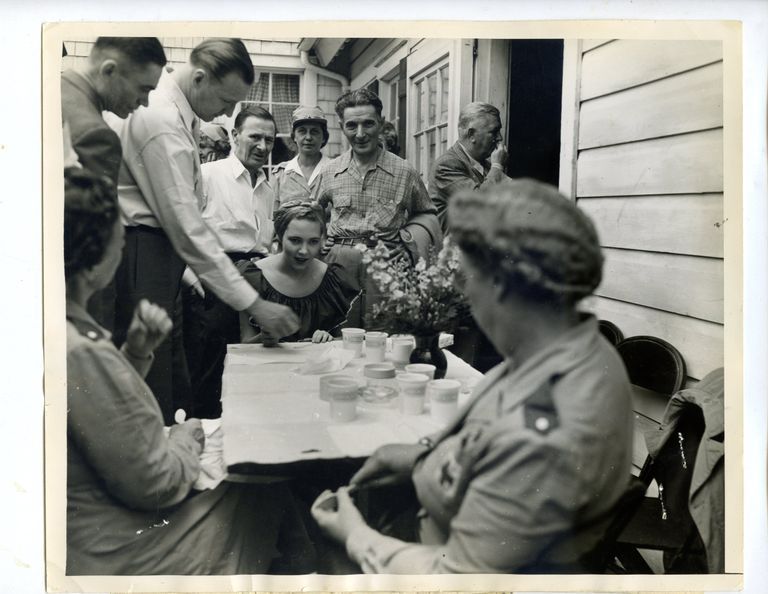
xmin=427 ymin=129 xmax=436 ymax=176
xmin=439 ymin=125 xmax=448 ymax=156
xmin=416 ymin=81 xmax=424 ymax=131
xmin=272 ymin=103 xmax=298 ymax=135
xmin=272 ymin=73 xmax=300 ymax=103
xmin=440 ymin=66 xmax=449 ymax=123
xmin=414 ymin=134 xmax=422 ymax=176
xmin=427 ymin=73 xmax=437 ymax=127
xmin=246 ymin=73 xmax=269 ymax=102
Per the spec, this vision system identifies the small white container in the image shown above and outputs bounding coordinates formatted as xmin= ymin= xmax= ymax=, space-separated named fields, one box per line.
xmin=319 ymin=374 xmax=355 ymax=401
xmin=397 ymin=373 xmax=429 ymax=415
xmin=428 ymin=379 xmax=461 ymax=424
xmin=327 ymin=378 xmax=359 ymax=422
xmin=391 ymin=336 xmax=414 ymax=368
xmin=341 ymin=327 xmax=365 ymax=357
xmin=364 ymin=331 xmax=388 ymax=362
xmin=404 ymin=363 xmax=436 ymax=380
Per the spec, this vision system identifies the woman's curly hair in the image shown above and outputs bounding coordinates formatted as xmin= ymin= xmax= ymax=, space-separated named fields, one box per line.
xmin=273 ymin=200 xmax=327 ymax=245
xmin=64 ymin=167 xmax=119 ymax=280
xmin=449 ymin=179 xmax=603 ymax=307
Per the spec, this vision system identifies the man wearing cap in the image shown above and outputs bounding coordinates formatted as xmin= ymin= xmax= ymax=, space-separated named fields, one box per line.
xmin=183 ymin=104 xmax=279 ymax=416
xmin=316 ymin=88 xmax=441 ymax=327
xmin=273 ymin=105 xmax=330 ymax=207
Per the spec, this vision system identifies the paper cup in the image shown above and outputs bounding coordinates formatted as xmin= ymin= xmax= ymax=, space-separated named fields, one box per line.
xmin=365 ymin=331 xmax=388 ymax=362
xmin=428 ymin=379 xmax=461 ymax=424
xmin=319 ymin=374 xmax=355 ymax=401
xmin=391 ymin=336 xmax=414 ymax=367
xmin=397 ymin=373 xmax=429 ymax=415
xmin=404 ymin=363 xmax=436 ymax=380
xmin=341 ymin=328 xmax=365 ymax=357
xmin=327 ymin=378 xmax=359 ymax=422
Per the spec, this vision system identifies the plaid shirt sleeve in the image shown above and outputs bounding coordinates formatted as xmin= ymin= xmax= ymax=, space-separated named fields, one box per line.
xmin=406 ymin=169 xmax=437 ymax=216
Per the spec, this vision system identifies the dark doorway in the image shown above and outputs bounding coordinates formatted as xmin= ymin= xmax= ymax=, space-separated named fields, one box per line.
xmin=506 ymin=40 xmax=564 ymax=186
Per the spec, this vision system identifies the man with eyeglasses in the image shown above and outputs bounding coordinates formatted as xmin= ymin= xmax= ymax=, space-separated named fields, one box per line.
xmin=316 ymin=88 xmax=441 ymax=327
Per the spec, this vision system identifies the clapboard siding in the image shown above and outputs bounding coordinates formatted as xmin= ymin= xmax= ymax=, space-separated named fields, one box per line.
xmin=580 ymin=194 xmax=724 ymax=258
xmin=579 ymin=62 xmax=723 ymax=149
xmin=580 ymin=39 xmax=722 ymax=101
xmin=576 ymin=128 xmax=723 ymax=197
xmin=598 ymin=249 xmax=724 ymax=323
xmin=589 ymin=297 xmax=723 ymax=381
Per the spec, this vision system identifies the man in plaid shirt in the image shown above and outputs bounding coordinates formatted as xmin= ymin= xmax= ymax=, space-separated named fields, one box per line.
xmin=316 ymin=88 xmax=439 ymax=326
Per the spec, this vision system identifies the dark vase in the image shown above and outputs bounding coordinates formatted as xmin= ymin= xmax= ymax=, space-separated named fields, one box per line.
xmin=409 ymin=334 xmax=447 ymax=379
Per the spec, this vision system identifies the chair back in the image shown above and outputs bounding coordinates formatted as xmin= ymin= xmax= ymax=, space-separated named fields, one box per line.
xmin=598 ymin=320 xmax=624 ymax=346
xmin=617 ymin=336 xmax=686 ymax=395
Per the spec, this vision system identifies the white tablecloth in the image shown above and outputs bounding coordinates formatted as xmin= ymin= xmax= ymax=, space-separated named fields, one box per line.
xmin=221 ymin=341 xmax=482 ymax=466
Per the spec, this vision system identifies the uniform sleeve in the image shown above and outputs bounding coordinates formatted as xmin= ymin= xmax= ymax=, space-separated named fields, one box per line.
xmin=346 ymin=433 xmax=587 ymax=573
xmin=67 ymin=341 xmax=202 ymax=511
xmin=70 ymin=125 xmax=122 ymax=186
xmin=130 ymin=129 xmax=258 ymax=311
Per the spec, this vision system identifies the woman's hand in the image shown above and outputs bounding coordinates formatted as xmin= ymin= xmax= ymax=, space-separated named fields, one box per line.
xmin=349 ymin=443 xmax=427 ymax=488
xmin=311 ymin=487 xmax=366 ymax=545
xmin=312 ymin=329 xmax=333 ymax=343
xmin=124 ymin=299 xmax=172 ymax=359
xmin=169 ymin=418 xmax=205 ymax=450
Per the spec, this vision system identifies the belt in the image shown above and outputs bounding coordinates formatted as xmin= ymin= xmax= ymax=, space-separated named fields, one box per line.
xmin=332 ymin=235 xmax=381 ymax=248
xmin=125 ymin=224 xmax=167 ymax=237
xmin=226 ymin=251 xmax=266 ymax=262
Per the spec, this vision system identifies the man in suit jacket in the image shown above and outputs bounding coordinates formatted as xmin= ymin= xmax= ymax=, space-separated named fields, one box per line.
xmin=61 ymin=37 xmax=167 ymax=186
xmin=428 ymin=102 xmax=509 ymax=234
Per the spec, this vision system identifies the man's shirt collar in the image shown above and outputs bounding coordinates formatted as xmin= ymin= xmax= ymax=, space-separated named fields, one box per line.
xmin=156 ymin=68 xmax=197 ymax=133
xmin=457 ymin=141 xmax=488 ymax=178
xmin=227 ymin=154 xmax=268 ymax=188
xmin=334 ymin=147 xmax=395 ymax=177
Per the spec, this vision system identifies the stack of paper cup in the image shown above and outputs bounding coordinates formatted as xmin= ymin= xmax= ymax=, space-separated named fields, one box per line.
xmin=327 ymin=377 xmax=360 ymax=422
xmin=391 ymin=336 xmax=414 ymax=368
xmin=404 ymin=363 xmax=436 ymax=380
xmin=428 ymin=379 xmax=461 ymax=424
xmin=364 ymin=331 xmax=388 ymax=362
xmin=396 ymin=373 xmax=430 ymax=415
xmin=341 ymin=328 xmax=365 ymax=358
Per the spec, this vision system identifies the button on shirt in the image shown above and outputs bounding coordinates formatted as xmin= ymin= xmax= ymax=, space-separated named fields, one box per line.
xmin=316 ymin=148 xmax=435 ymax=241
xmin=272 ymin=153 xmax=328 ymax=208
xmin=109 ymin=70 xmax=258 ymax=311
xmin=202 ymin=154 xmax=275 ymax=254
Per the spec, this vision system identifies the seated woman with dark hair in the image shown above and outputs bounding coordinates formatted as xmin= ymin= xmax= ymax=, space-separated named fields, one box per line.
xmin=64 ymin=167 xmax=314 ymax=575
xmin=311 ymin=179 xmax=634 ymax=573
xmin=238 ymin=200 xmax=360 ymax=344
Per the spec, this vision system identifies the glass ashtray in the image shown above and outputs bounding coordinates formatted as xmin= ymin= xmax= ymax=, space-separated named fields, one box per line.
xmin=359 ymin=385 xmax=399 ymax=406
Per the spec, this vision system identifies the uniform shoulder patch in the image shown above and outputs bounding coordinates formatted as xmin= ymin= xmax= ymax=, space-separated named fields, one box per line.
xmin=67 ymin=316 xmax=105 ymax=342
xmin=523 ymin=377 xmax=560 ymax=435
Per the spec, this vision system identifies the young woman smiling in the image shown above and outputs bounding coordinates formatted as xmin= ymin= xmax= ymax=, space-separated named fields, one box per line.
xmin=238 ymin=201 xmax=360 ymax=344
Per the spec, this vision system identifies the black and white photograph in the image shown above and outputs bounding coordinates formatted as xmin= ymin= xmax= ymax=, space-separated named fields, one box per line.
xmin=30 ymin=11 xmax=759 ymax=593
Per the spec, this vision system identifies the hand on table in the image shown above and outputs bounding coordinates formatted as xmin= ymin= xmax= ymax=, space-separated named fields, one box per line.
xmin=169 ymin=418 xmax=205 ymax=450
xmin=246 ymin=298 xmax=300 ymax=339
xmin=349 ymin=443 xmax=427 ymax=488
xmin=123 ymin=299 xmax=173 ymax=359
xmin=312 ymin=329 xmax=333 ymax=343
xmin=311 ymin=487 xmax=366 ymax=545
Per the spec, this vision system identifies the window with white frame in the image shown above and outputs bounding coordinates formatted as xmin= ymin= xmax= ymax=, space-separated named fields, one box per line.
xmin=384 ymin=74 xmax=401 ymax=133
xmin=241 ymin=70 xmax=301 ymax=167
xmin=411 ymin=60 xmax=449 ymax=180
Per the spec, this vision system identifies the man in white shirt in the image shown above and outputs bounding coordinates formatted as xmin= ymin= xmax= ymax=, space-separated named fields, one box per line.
xmin=186 ymin=105 xmax=278 ymax=416
xmin=111 ymin=38 xmax=299 ymax=423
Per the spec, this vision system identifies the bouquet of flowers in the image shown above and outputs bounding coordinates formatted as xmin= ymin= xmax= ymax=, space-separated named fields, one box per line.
xmin=359 ymin=237 xmax=468 ymax=335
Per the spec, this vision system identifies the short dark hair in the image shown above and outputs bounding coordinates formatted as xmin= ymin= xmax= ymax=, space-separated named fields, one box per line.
xmin=234 ymin=105 xmax=276 ymax=134
xmin=334 ymin=88 xmax=383 ymax=120
xmin=64 ymin=167 xmax=119 ymax=280
xmin=93 ymin=37 xmax=167 ymax=67
xmin=190 ymin=38 xmax=255 ymax=86
xmin=273 ymin=201 xmax=326 ymax=245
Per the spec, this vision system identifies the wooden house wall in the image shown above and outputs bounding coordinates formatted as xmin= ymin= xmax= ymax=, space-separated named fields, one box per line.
xmin=567 ymin=39 xmax=724 ymax=386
